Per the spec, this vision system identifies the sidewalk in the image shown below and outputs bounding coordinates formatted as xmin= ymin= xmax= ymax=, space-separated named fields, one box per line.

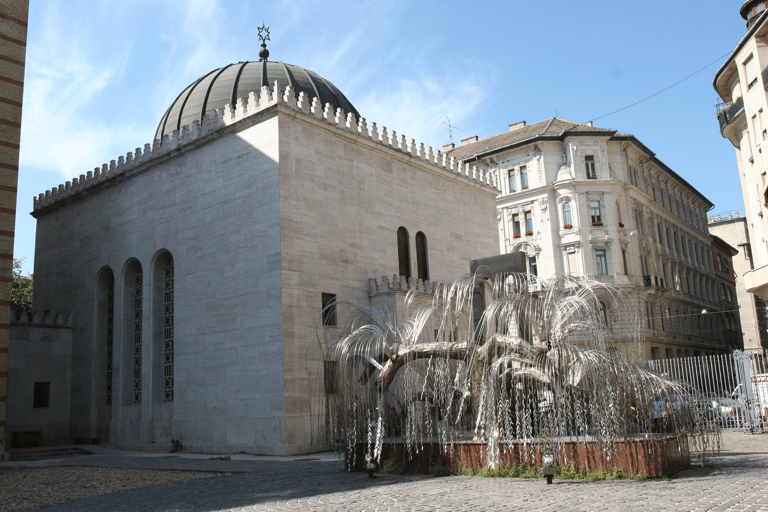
xmin=2 ymin=432 xmax=767 ymax=511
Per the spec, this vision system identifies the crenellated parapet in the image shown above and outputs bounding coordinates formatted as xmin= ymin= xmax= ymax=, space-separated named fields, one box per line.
xmin=12 ymin=310 xmax=73 ymax=327
xmin=33 ymin=81 xmax=499 ymax=214
xmin=368 ymin=275 xmax=440 ymax=297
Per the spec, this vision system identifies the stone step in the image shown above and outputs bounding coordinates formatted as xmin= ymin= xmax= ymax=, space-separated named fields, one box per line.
xmin=8 ymin=446 xmax=95 ymax=462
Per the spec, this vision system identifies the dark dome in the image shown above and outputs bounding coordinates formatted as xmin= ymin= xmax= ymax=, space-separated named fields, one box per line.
xmin=155 ymin=60 xmax=359 ymax=141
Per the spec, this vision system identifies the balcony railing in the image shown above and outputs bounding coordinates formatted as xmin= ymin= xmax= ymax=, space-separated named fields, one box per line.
xmin=717 ymin=96 xmax=744 ymax=132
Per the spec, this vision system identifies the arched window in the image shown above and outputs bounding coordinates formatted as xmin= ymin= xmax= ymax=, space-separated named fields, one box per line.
xmin=124 ymin=260 xmax=143 ymax=405
xmin=415 ymin=231 xmax=429 ymax=281
xmin=562 ymin=202 xmax=572 ymax=227
xmin=97 ymin=268 xmax=115 ymax=406
xmin=397 ymin=227 xmax=411 ymax=280
xmin=152 ymin=252 xmax=174 ymax=403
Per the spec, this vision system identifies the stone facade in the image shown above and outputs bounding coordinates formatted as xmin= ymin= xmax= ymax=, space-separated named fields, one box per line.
xmin=448 ymin=119 xmax=727 ymax=359
xmin=714 ymin=4 xmax=768 ymax=302
xmin=21 ymin=84 xmax=499 ymax=454
xmin=6 ymin=312 xmax=72 ymax=446
xmin=709 ymin=213 xmax=768 ymax=351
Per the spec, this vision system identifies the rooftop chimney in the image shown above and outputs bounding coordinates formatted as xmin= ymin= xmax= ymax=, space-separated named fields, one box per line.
xmin=442 ymin=143 xmax=455 ymax=152
xmin=461 ymin=135 xmax=479 ymax=146
xmin=509 ymin=121 xmax=526 ymax=132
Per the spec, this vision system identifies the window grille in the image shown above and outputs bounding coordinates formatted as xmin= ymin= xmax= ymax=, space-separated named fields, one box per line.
xmin=133 ymin=269 xmax=143 ymax=404
xmin=106 ymin=275 xmax=114 ymax=405
xmin=163 ymin=258 xmax=174 ymax=402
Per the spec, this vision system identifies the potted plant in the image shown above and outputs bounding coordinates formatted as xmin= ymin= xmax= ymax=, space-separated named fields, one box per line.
xmin=525 ymin=230 xmax=533 ymax=236
xmin=592 ymin=221 xmax=603 ymax=227
xmin=522 ymin=185 xmax=529 ymax=189
xmin=618 ymin=222 xmax=625 ymax=228
xmin=514 ymin=233 xmax=521 ymax=239
xmin=563 ymin=224 xmax=572 ymax=229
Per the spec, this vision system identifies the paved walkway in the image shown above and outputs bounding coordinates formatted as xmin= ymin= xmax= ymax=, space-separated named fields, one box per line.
xmin=4 ymin=432 xmax=768 ymax=511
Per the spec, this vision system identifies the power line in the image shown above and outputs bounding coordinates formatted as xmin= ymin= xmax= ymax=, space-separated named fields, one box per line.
xmin=590 ymin=51 xmax=733 ymax=123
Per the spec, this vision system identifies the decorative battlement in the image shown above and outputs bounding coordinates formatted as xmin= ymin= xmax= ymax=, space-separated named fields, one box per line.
xmin=708 ymin=210 xmax=743 ymax=223
xmin=33 ymin=82 xmax=499 ymax=213
xmin=368 ymin=275 xmax=440 ymax=296
xmin=12 ymin=310 xmax=72 ymax=327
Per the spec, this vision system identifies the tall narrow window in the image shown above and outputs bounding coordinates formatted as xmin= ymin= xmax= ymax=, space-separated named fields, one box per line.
xmin=595 ymin=248 xmax=608 ymax=275
xmin=585 ymin=155 xmax=596 ymax=178
xmin=520 ymin=166 xmax=529 ymax=189
xmin=133 ymin=268 xmax=143 ymax=404
xmin=524 ymin=211 xmax=533 ymax=234
xmin=562 ymin=202 xmax=572 ymax=227
xmin=622 ymin=248 xmax=628 ymax=275
xmin=590 ymin=200 xmax=602 ymax=224
xmin=415 ymin=231 xmax=429 ymax=281
xmin=163 ymin=257 xmax=174 ymax=402
xmin=616 ymin=200 xmax=623 ymax=225
xmin=322 ymin=293 xmax=337 ymax=326
xmin=528 ymin=256 xmax=538 ymax=277
xmin=397 ymin=227 xmax=411 ymax=280
xmin=508 ymin=170 xmax=516 ymax=193
xmin=512 ymin=214 xmax=521 ymax=237
xmin=566 ymin=247 xmax=578 ymax=275
xmin=106 ymin=273 xmax=115 ymax=405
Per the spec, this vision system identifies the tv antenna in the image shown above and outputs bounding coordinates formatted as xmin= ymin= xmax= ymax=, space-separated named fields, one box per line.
xmin=441 ymin=116 xmax=462 ymax=144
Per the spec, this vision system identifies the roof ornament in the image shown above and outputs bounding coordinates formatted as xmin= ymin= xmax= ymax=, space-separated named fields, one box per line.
xmin=258 ymin=24 xmax=270 ymax=61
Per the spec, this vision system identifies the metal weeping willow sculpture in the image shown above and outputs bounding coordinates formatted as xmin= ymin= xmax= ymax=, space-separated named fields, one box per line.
xmin=315 ymin=271 xmax=717 ymax=473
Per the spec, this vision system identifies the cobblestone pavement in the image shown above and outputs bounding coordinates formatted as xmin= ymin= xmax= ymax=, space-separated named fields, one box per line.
xmin=5 ymin=432 xmax=767 ymax=511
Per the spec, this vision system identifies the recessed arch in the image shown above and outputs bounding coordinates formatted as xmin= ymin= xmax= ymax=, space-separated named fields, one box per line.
xmin=397 ymin=227 xmax=411 ymax=280
xmin=122 ymin=258 xmax=143 ymax=405
xmin=151 ymin=250 xmax=174 ymax=404
xmin=415 ymin=231 xmax=429 ymax=281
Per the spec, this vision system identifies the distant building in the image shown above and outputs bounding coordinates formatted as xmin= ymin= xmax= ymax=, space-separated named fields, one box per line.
xmin=708 ymin=212 xmax=768 ymax=351
xmin=447 ymin=118 xmax=729 ymax=359
xmin=711 ymin=234 xmax=744 ymax=351
xmin=713 ymin=0 xmax=768 ymax=303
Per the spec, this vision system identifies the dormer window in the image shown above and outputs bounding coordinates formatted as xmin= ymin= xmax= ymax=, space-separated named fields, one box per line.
xmin=585 ymin=155 xmax=596 ymax=179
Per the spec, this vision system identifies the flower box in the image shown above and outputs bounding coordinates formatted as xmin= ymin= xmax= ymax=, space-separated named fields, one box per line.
xmin=522 ymin=185 xmax=529 ymax=189
xmin=592 ymin=222 xmax=603 ymax=227
xmin=525 ymin=231 xmax=533 ymax=236
xmin=513 ymin=234 xmax=521 ymax=239
xmin=563 ymin=224 xmax=572 ymax=229
xmin=618 ymin=222 xmax=625 ymax=228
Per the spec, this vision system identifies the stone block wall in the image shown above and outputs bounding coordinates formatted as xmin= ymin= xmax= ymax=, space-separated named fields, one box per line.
xmin=6 ymin=312 xmax=72 ymax=446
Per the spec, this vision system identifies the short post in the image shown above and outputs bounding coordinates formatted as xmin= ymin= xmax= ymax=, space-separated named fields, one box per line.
xmin=541 ymin=454 xmax=555 ymax=485
xmin=367 ymin=461 xmax=376 ymax=479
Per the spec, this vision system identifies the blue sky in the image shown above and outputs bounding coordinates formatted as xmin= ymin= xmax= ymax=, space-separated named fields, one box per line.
xmin=14 ymin=0 xmax=748 ymax=275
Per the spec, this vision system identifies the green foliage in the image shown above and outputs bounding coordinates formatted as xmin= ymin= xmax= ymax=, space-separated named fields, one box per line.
xmin=11 ymin=259 xmax=33 ymax=315
xmin=429 ymin=457 xmax=455 ymax=477
xmin=554 ymin=463 xmax=647 ymax=481
xmin=471 ymin=463 xmax=543 ymax=479
xmin=170 ymin=438 xmax=183 ymax=453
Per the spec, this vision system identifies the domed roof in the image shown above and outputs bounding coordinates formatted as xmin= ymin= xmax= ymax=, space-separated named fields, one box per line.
xmin=155 ymin=60 xmax=359 ymax=141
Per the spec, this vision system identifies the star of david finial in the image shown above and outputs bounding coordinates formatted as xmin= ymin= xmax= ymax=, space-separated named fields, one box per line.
xmin=258 ymin=24 xmax=270 ymax=61
xmin=258 ymin=24 xmax=270 ymax=44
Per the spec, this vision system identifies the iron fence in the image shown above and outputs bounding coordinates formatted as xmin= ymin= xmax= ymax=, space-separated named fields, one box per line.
xmin=643 ymin=349 xmax=768 ymax=432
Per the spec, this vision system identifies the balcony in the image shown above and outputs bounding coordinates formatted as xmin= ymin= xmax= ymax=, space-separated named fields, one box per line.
xmin=763 ymin=67 xmax=768 ymax=91
xmin=716 ymin=96 xmax=744 ymax=133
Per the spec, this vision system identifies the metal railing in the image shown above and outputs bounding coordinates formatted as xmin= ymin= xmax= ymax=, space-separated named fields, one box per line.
xmin=644 ymin=349 xmax=768 ymax=432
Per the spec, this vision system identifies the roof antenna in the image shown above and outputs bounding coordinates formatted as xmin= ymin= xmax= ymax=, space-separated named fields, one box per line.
xmin=441 ymin=116 xmax=462 ymax=144
xmin=258 ymin=24 xmax=270 ymax=61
